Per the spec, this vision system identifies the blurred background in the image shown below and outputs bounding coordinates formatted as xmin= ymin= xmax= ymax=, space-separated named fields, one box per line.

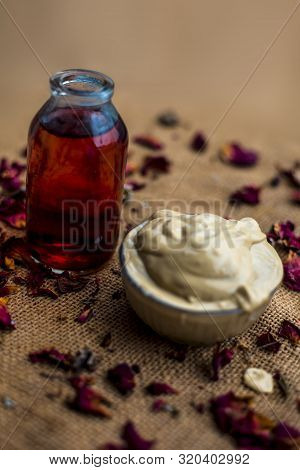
xmin=0 ymin=0 xmax=299 ymax=154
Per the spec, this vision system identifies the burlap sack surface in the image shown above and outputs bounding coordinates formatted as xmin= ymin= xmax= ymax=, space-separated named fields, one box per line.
xmin=0 ymin=122 xmax=299 ymax=450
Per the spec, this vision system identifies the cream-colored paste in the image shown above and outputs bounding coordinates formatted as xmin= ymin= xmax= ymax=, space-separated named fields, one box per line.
xmin=129 ymin=210 xmax=280 ymax=312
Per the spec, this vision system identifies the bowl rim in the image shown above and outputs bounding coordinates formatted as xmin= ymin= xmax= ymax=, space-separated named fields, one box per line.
xmin=119 ymin=223 xmax=283 ymax=318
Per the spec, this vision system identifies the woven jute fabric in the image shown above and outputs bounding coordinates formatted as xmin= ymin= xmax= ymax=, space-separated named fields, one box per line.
xmin=0 ymin=124 xmax=299 ymax=450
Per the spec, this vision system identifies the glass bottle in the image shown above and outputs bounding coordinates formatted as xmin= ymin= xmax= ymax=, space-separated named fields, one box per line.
xmin=26 ymin=69 xmax=128 ymax=271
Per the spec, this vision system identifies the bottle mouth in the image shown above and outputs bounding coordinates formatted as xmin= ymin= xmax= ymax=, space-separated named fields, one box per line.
xmin=50 ymin=69 xmax=114 ymax=102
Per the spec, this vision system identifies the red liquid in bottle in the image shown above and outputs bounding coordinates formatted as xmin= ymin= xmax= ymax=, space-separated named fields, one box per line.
xmin=26 ymin=107 xmax=128 ymax=271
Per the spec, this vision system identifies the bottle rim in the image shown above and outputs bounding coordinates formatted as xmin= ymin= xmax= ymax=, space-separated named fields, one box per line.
xmin=50 ymin=69 xmax=114 ymax=102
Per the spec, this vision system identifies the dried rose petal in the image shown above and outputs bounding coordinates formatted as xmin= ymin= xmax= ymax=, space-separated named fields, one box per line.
xmin=20 ymin=146 xmax=27 ymax=158
xmin=140 ymin=155 xmax=171 ymax=177
xmin=0 ymin=271 xmax=9 ymax=288
xmin=191 ymin=401 xmax=205 ymax=414
xmin=131 ymin=364 xmax=140 ymax=374
xmin=211 ymin=391 xmax=300 ymax=449
xmin=0 ymin=304 xmax=15 ymax=330
xmin=283 ymin=253 xmax=300 ymax=292
xmin=267 ymin=221 xmax=300 ymax=252
xmin=273 ymin=371 xmax=288 ymax=399
xmin=0 ymin=158 xmax=26 ymax=193
xmin=75 ymin=305 xmax=94 ymax=324
xmin=145 ymin=382 xmax=178 ymax=396
xmin=291 ymin=190 xmax=300 ymax=204
xmin=212 ymin=346 xmax=234 ymax=381
xmin=0 ymin=197 xmax=26 ymax=229
xmin=107 ymin=363 xmax=136 ymax=395
xmin=133 ymin=135 xmax=164 ymax=151
xmin=273 ymin=422 xmax=300 ymax=449
xmin=0 ymin=285 xmax=18 ymax=297
xmin=100 ymin=332 xmax=112 ymax=349
xmin=157 ymin=111 xmax=179 ymax=127
xmin=103 ymin=421 xmax=154 ymax=450
xmin=102 ymin=443 xmax=126 ymax=450
xmin=56 ymin=272 xmax=90 ymax=294
xmin=121 ymin=421 xmax=154 ymax=450
xmin=1 ymin=236 xmax=37 ymax=271
xmin=124 ymin=180 xmax=146 ymax=191
xmin=279 ymin=161 xmax=300 ymax=188
xmin=125 ymin=162 xmax=137 ymax=177
xmin=220 ymin=143 xmax=259 ymax=167
xmin=190 ymin=132 xmax=207 ymax=152
xmin=278 ymin=319 xmax=300 ymax=345
xmin=256 ymin=331 xmax=281 ymax=353
xmin=165 ymin=345 xmax=188 ymax=362
xmin=152 ymin=399 xmax=179 ymax=417
xmin=30 ymin=287 xmax=58 ymax=300
xmin=29 ymin=348 xmax=72 ymax=369
xmin=229 ymin=185 xmax=261 ymax=205
xmin=269 ymin=175 xmax=281 ymax=187
xmin=69 ymin=376 xmax=112 ymax=418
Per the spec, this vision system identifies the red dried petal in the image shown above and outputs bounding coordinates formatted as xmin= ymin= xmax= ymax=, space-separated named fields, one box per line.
xmin=190 ymin=132 xmax=207 ymax=152
xmin=256 ymin=331 xmax=281 ymax=353
xmin=121 ymin=421 xmax=155 ymax=450
xmin=229 ymin=185 xmax=261 ymax=205
xmin=1 ymin=236 xmax=37 ymax=271
xmin=102 ymin=443 xmax=126 ymax=450
xmin=75 ymin=305 xmax=94 ymax=324
xmin=279 ymin=161 xmax=300 ymax=188
xmin=211 ymin=391 xmax=300 ymax=449
xmin=0 ymin=158 xmax=26 ymax=193
xmin=133 ymin=135 xmax=164 ymax=151
xmin=103 ymin=421 xmax=154 ymax=450
xmin=145 ymin=381 xmax=178 ymax=396
xmin=283 ymin=253 xmax=300 ymax=292
xmin=69 ymin=376 xmax=112 ymax=418
xmin=152 ymin=398 xmax=167 ymax=412
xmin=278 ymin=319 xmax=300 ymax=345
xmin=267 ymin=221 xmax=300 ymax=252
xmin=191 ymin=402 xmax=205 ymax=414
xmin=273 ymin=370 xmax=288 ymax=398
xmin=29 ymin=348 xmax=72 ymax=369
xmin=165 ymin=344 xmax=188 ymax=362
xmin=0 ymin=304 xmax=15 ymax=330
xmin=0 ymin=285 xmax=18 ymax=297
xmin=29 ymin=287 xmax=58 ymax=300
xmin=291 ymin=190 xmax=300 ymax=205
xmin=0 ymin=197 xmax=26 ymax=229
xmin=56 ymin=272 xmax=90 ymax=294
xmin=212 ymin=346 xmax=234 ymax=381
xmin=220 ymin=143 xmax=259 ymax=167
xmin=0 ymin=271 xmax=9 ymax=288
xmin=140 ymin=155 xmax=171 ymax=177
xmin=151 ymin=399 xmax=179 ymax=417
xmin=107 ymin=363 xmax=136 ymax=395
xmin=100 ymin=332 xmax=112 ymax=349
xmin=273 ymin=423 xmax=300 ymax=449
xmin=125 ymin=162 xmax=137 ymax=177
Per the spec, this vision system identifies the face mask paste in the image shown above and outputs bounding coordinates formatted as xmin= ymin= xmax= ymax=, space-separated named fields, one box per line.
xmin=129 ymin=210 xmax=280 ymax=312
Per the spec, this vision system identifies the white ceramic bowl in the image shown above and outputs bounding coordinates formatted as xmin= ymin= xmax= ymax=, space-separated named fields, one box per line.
xmin=120 ymin=225 xmax=283 ymax=345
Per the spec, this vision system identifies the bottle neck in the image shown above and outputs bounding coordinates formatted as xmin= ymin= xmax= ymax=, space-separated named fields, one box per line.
xmin=50 ymin=69 xmax=114 ymax=107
